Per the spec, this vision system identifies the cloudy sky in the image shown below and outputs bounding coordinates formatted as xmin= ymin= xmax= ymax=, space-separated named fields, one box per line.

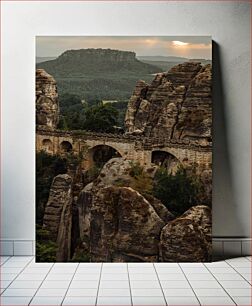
xmin=36 ymin=36 xmax=212 ymax=59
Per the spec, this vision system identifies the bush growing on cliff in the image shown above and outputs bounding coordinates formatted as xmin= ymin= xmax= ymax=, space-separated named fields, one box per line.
xmin=153 ymin=166 xmax=202 ymax=216
xmin=36 ymin=225 xmax=57 ymax=262
xmin=36 ymin=152 xmax=68 ymax=224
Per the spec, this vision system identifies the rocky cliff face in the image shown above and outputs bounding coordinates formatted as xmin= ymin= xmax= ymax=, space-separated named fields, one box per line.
xmin=159 ymin=205 xmax=211 ymax=262
xmin=43 ymin=174 xmax=73 ymax=261
xmin=36 ymin=69 xmax=59 ymax=129
xmin=90 ymin=186 xmax=165 ymax=262
xmin=125 ymin=62 xmax=212 ymax=146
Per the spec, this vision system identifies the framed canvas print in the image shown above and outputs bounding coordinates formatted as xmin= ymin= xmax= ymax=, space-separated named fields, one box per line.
xmin=36 ymin=36 xmax=212 ymax=262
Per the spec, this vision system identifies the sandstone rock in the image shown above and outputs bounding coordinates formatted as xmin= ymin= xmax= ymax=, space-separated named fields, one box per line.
xmin=77 ymin=182 xmax=93 ymax=251
xmin=43 ymin=174 xmax=73 ymax=261
xmin=36 ymin=69 xmax=59 ymax=129
xmin=180 ymin=205 xmax=212 ymax=242
xmin=125 ymin=62 xmax=212 ymax=145
xmin=94 ymin=158 xmax=136 ymax=189
xmin=90 ymin=186 xmax=165 ymax=262
xmin=159 ymin=205 xmax=211 ymax=262
xmin=144 ymin=194 xmax=175 ymax=223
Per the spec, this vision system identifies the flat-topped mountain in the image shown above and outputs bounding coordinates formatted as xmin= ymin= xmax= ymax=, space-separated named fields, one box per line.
xmin=36 ymin=49 xmax=162 ymax=102
xmin=37 ymin=48 xmax=160 ymax=77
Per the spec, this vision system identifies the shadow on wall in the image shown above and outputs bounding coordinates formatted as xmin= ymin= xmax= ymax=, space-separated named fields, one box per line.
xmin=212 ymin=41 xmax=245 ymax=237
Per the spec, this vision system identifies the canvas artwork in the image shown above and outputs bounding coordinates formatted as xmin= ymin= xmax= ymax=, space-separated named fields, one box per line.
xmin=36 ymin=36 xmax=212 ymax=262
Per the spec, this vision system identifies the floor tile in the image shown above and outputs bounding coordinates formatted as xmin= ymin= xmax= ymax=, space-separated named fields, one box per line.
xmin=45 ymin=273 xmax=73 ymax=281
xmin=165 ymin=296 xmax=200 ymax=305
xmin=35 ymin=287 xmax=67 ymax=296
xmin=8 ymin=256 xmax=33 ymax=262
xmin=156 ymin=267 xmax=182 ymax=273
xmin=98 ymin=288 xmax=130 ymax=296
xmin=30 ymin=296 xmax=64 ymax=305
xmin=241 ymin=273 xmax=252 ymax=283
xmin=66 ymin=288 xmax=98 ymax=296
xmin=130 ymin=280 xmax=160 ymax=289
xmin=2 ymin=261 xmax=28 ymax=268
xmin=0 ymin=296 xmax=32 ymax=305
xmin=16 ymin=273 xmax=46 ymax=281
xmin=225 ymin=287 xmax=252 ymax=296
xmin=76 ymin=267 xmax=101 ymax=274
xmin=99 ymin=281 xmax=129 ymax=288
xmin=0 ymin=256 xmax=10 ymax=264
xmin=27 ymin=263 xmax=53 ymax=268
xmin=70 ymin=280 xmax=99 ymax=289
xmin=50 ymin=267 xmax=77 ymax=274
xmin=103 ymin=267 xmax=127 ymax=273
xmin=198 ymin=296 xmax=236 ymax=305
xmin=160 ymin=280 xmax=191 ymax=288
xmin=22 ymin=267 xmax=49 ymax=274
xmin=0 ymin=280 xmax=12 ymax=288
xmin=193 ymin=288 xmax=228 ymax=296
xmin=205 ymin=261 xmax=230 ymax=267
xmin=8 ymin=280 xmax=42 ymax=289
xmin=219 ymin=280 xmax=252 ymax=288
xmin=131 ymin=288 xmax=163 ymax=296
xmin=97 ymin=296 xmax=131 ymax=305
xmin=128 ymin=267 xmax=155 ymax=274
xmin=73 ymin=274 xmax=100 ymax=281
xmin=185 ymin=273 xmax=215 ymax=281
xmin=232 ymin=296 xmax=252 ymax=305
xmin=226 ymin=257 xmax=250 ymax=263
xmin=1 ymin=274 xmax=17 ymax=281
xmin=2 ymin=288 xmax=37 ymax=296
xmin=1 ymin=267 xmax=23 ymax=274
xmin=181 ymin=267 xmax=209 ymax=274
xmin=214 ymin=273 xmax=245 ymax=281
xmin=189 ymin=280 xmax=221 ymax=288
xmin=101 ymin=273 xmax=128 ymax=281
xmin=158 ymin=273 xmax=187 ymax=280
xmin=163 ymin=288 xmax=195 ymax=296
xmin=62 ymin=296 xmax=96 ymax=305
xmin=207 ymin=267 xmax=236 ymax=274
xmin=40 ymin=280 xmax=71 ymax=288
xmin=79 ymin=263 xmax=102 ymax=268
xmin=235 ymin=267 xmax=251 ymax=274
xmin=228 ymin=261 xmax=252 ymax=268
xmin=132 ymin=296 xmax=166 ymax=305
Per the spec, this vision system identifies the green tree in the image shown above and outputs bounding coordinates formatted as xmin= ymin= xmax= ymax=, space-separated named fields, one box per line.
xmin=153 ymin=166 xmax=201 ymax=216
xmin=84 ymin=103 xmax=119 ymax=133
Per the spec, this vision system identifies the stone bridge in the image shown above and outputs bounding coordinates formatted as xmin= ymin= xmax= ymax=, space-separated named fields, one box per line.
xmin=36 ymin=128 xmax=212 ymax=172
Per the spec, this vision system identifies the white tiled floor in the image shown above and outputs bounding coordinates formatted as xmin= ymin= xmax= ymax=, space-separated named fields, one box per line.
xmin=0 ymin=256 xmax=251 ymax=305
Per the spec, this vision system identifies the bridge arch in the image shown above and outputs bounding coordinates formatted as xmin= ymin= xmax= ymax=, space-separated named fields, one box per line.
xmin=60 ymin=141 xmax=73 ymax=153
xmin=87 ymin=144 xmax=122 ymax=169
xmin=42 ymin=138 xmax=53 ymax=153
xmin=151 ymin=150 xmax=181 ymax=174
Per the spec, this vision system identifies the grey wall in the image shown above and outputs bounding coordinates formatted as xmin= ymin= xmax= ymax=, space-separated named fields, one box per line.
xmin=1 ymin=1 xmax=250 ymax=240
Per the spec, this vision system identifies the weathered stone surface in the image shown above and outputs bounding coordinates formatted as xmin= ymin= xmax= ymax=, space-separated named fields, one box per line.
xmin=77 ymin=182 xmax=93 ymax=251
xmin=159 ymin=205 xmax=211 ymax=262
xmin=94 ymin=158 xmax=133 ymax=189
xmin=180 ymin=205 xmax=212 ymax=242
xmin=36 ymin=69 xmax=59 ymax=129
xmin=90 ymin=186 xmax=165 ymax=262
xmin=43 ymin=174 xmax=73 ymax=261
xmin=125 ymin=62 xmax=212 ymax=145
xmin=144 ymin=194 xmax=175 ymax=223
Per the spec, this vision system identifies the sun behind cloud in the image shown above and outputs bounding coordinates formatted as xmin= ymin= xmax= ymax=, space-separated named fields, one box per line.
xmin=172 ymin=41 xmax=189 ymax=46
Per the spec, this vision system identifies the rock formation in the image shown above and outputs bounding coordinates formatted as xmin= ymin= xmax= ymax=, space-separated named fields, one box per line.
xmin=36 ymin=69 xmax=59 ymax=129
xmin=90 ymin=186 xmax=165 ymax=262
xmin=43 ymin=174 xmax=73 ymax=261
xmin=125 ymin=62 xmax=212 ymax=146
xmin=159 ymin=205 xmax=211 ymax=262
